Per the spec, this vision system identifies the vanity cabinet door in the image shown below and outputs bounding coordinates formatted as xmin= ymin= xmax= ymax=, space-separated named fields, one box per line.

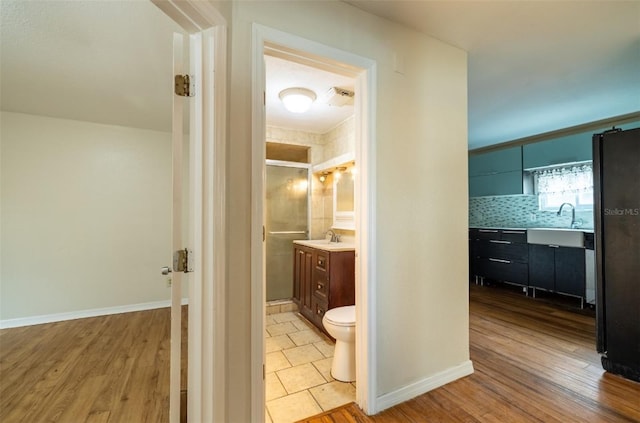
xmin=293 ymin=246 xmax=314 ymax=317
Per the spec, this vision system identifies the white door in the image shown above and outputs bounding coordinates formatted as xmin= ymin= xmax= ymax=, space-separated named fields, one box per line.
xmin=167 ymin=32 xmax=189 ymax=423
xmin=165 ymin=28 xmax=226 ymax=423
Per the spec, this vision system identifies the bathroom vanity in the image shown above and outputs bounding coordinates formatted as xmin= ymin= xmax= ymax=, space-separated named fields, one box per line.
xmin=292 ymin=240 xmax=355 ymax=335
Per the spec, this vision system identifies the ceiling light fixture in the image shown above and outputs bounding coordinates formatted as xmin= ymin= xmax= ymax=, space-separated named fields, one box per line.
xmin=279 ymin=87 xmax=317 ymax=113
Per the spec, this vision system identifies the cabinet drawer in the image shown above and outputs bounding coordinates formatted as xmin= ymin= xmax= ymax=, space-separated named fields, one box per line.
xmin=314 ymin=271 xmax=328 ymax=300
xmin=501 ymin=230 xmax=527 ymax=243
xmin=474 ymin=229 xmax=501 ymax=240
xmin=477 ymin=258 xmax=528 ymax=285
xmin=311 ymin=296 xmax=328 ymax=324
xmin=315 ymin=251 xmax=329 ymax=271
xmin=477 ymin=240 xmax=528 ymax=262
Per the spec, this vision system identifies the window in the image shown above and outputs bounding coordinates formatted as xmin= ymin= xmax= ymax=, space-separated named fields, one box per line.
xmin=534 ymin=164 xmax=593 ymax=211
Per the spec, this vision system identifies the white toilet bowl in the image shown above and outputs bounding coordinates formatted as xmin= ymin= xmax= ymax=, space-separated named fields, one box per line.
xmin=322 ymin=305 xmax=356 ymax=382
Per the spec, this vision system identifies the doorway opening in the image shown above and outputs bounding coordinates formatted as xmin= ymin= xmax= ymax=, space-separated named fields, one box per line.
xmin=253 ymin=27 xmax=378 ymax=420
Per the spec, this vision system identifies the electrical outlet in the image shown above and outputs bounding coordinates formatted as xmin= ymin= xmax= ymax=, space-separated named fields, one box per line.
xmin=166 ymin=277 xmax=172 ymax=288
xmin=530 ymin=213 xmax=537 ymax=222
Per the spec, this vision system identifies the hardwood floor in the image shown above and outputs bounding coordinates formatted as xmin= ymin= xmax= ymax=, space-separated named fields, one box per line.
xmin=0 ymin=307 xmax=186 ymax=423
xmin=299 ymin=284 xmax=640 ymax=423
xmin=2 ymin=286 xmax=639 ymax=422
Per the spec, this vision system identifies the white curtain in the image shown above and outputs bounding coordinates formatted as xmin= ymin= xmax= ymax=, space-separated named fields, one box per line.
xmin=535 ymin=164 xmax=593 ymax=195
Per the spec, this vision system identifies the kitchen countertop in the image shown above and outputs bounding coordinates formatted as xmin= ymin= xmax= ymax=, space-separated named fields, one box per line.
xmin=471 ymin=226 xmax=594 ymax=233
xmin=294 ymin=239 xmax=356 ymax=252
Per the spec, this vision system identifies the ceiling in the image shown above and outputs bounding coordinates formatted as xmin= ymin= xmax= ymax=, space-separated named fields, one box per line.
xmin=0 ymin=0 xmax=183 ymax=134
xmin=345 ymin=0 xmax=640 ymax=149
xmin=1 ymin=1 xmax=638 ymax=149
xmin=265 ymin=54 xmax=355 ymax=134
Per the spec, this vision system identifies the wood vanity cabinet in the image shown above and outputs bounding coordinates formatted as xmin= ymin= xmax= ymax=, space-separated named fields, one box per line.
xmin=292 ymin=244 xmax=355 ymax=335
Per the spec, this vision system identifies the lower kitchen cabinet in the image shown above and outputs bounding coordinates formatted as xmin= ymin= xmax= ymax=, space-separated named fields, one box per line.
xmin=528 ymin=244 xmax=555 ymax=291
xmin=292 ymin=244 xmax=355 ymax=335
xmin=470 ymin=228 xmax=529 ymax=287
xmin=555 ymin=247 xmax=586 ymax=297
xmin=529 ymin=244 xmax=585 ymax=298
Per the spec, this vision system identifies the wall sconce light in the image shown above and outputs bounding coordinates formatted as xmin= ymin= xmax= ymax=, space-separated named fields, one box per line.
xmin=334 ymin=167 xmax=347 ymax=181
xmin=279 ymin=87 xmax=317 ymax=113
xmin=319 ymin=172 xmax=330 ymax=183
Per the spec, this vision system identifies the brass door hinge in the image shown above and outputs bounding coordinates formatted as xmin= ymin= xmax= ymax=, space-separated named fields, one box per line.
xmin=173 ymin=248 xmax=193 ymax=273
xmin=175 ymin=75 xmax=194 ymax=97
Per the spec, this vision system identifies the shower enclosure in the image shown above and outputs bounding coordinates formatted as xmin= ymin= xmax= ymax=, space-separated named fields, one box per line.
xmin=266 ymin=162 xmax=310 ymax=301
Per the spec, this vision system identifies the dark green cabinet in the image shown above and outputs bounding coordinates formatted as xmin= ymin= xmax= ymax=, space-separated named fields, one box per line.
xmin=522 ymin=121 xmax=640 ymax=170
xmin=528 ymin=244 xmax=585 ymax=297
xmin=469 ymin=170 xmax=523 ymax=197
xmin=469 ymin=146 xmax=522 ymax=176
xmin=523 ymin=132 xmax=592 ymax=169
xmin=469 ymin=146 xmax=523 ymax=197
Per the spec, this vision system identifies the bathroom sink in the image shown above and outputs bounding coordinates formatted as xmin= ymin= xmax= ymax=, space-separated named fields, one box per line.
xmin=527 ymin=228 xmax=585 ymax=248
xmin=294 ymin=239 xmax=356 ymax=252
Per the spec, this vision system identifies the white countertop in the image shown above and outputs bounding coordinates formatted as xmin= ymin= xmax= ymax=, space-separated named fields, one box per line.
xmin=294 ymin=239 xmax=356 ymax=252
xmin=471 ymin=226 xmax=593 ymax=233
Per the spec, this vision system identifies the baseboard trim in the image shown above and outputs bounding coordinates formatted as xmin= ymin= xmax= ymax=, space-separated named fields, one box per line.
xmin=375 ymin=360 xmax=474 ymax=413
xmin=0 ymin=298 xmax=189 ymax=329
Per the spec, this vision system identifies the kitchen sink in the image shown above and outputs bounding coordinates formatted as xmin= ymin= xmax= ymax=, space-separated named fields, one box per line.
xmin=527 ymin=228 xmax=586 ymax=248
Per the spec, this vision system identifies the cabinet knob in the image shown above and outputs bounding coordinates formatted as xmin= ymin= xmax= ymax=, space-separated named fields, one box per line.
xmin=317 ymin=284 xmax=322 ymax=290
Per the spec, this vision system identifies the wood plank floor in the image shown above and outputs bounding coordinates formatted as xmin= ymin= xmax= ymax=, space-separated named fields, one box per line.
xmin=0 ymin=307 xmax=188 ymax=423
xmin=2 ymin=286 xmax=639 ymax=422
xmin=299 ymin=284 xmax=640 ymax=423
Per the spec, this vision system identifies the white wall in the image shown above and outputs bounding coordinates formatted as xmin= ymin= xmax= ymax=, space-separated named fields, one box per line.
xmin=0 ymin=112 xmax=172 ymax=322
xmin=226 ymin=0 xmax=469 ymax=419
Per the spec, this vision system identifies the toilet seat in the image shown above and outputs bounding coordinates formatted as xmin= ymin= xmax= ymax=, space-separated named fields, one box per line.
xmin=324 ymin=305 xmax=355 ymax=327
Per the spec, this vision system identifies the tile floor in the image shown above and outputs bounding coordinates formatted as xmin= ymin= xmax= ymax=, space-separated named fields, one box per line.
xmin=265 ymin=311 xmax=356 ymax=423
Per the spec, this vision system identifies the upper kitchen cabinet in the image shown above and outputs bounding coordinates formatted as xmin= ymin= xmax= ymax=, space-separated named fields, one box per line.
xmin=523 ymin=131 xmax=592 ymax=169
xmin=469 ymin=146 xmax=523 ymax=197
xmin=469 ymin=146 xmax=522 ymax=176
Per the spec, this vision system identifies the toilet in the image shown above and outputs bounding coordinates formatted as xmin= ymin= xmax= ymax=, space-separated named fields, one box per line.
xmin=322 ymin=305 xmax=356 ymax=382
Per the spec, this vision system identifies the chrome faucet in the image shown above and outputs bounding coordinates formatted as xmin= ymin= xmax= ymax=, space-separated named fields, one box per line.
xmin=326 ymin=229 xmax=340 ymax=243
xmin=557 ymin=202 xmax=581 ymax=229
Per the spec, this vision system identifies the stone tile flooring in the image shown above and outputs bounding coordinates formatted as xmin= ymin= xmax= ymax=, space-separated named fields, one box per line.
xmin=265 ymin=311 xmax=356 ymax=423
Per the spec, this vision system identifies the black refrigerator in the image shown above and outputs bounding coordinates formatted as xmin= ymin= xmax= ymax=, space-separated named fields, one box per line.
xmin=593 ymin=127 xmax=640 ymax=383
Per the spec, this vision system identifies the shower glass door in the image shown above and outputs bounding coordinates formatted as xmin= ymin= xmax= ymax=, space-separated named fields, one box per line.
xmin=266 ymin=164 xmax=310 ymax=301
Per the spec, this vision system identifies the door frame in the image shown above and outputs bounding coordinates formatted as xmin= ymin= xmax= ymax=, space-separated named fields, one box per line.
xmin=152 ymin=1 xmax=227 ymax=422
xmin=251 ymin=24 xmax=378 ymax=417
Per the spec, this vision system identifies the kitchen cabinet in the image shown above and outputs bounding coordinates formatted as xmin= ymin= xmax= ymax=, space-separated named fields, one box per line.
xmin=528 ymin=244 xmax=585 ymax=298
xmin=469 ymin=146 xmax=523 ymax=197
xmin=469 ymin=171 xmax=523 ymax=197
xmin=523 ymin=131 xmax=592 ymax=169
xmin=469 ymin=146 xmax=522 ymax=176
xmin=470 ymin=228 xmax=529 ymax=287
xmin=292 ymin=244 xmax=355 ymax=335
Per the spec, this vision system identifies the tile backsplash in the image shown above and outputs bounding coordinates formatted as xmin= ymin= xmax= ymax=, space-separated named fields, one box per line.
xmin=469 ymin=195 xmax=594 ymax=229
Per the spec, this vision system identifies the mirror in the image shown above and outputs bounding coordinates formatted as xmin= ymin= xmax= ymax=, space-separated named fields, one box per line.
xmin=313 ymin=153 xmax=355 ymax=231
xmin=333 ymin=165 xmax=355 ymax=230
xmin=336 ymin=173 xmax=354 ymax=212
